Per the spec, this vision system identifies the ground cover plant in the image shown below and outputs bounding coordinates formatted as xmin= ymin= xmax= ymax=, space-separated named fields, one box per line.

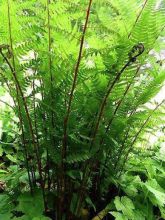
xmin=0 ymin=0 xmax=165 ymax=219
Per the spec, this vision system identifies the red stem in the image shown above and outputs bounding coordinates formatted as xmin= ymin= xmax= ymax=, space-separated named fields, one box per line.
xmin=118 ymin=100 xmax=164 ymax=176
xmin=62 ymin=0 xmax=93 ymax=158
xmin=128 ymin=0 xmax=148 ymax=38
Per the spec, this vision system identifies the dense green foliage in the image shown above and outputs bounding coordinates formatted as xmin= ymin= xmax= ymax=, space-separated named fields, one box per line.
xmin=0 ymin=0 xmax=165 ymax=219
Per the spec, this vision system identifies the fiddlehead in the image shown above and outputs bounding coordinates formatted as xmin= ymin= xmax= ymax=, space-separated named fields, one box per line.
xmin=128 ymin=43 xmax=145 ymax=62
xmin=0 ymin=44 xmax=13 ymax=59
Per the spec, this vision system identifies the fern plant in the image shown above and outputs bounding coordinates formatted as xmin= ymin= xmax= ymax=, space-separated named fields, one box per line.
xmin=0 ymin=0 xmax=165 ymax=219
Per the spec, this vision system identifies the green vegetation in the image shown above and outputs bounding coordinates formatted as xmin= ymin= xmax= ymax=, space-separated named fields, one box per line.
xmin=0 ymin=0 xmax=165 ymax=219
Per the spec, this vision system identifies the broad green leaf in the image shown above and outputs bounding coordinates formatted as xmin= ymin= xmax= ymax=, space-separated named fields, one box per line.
xmin=114 ymin=196 xmax=135 ymax=218
xmin=110 ymin=211 xmax=128 ymax=220
xmin=144 ymin=180 xmax=165 ymax=207
xmin=16 ymin=191 xmax=44 ymax=218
